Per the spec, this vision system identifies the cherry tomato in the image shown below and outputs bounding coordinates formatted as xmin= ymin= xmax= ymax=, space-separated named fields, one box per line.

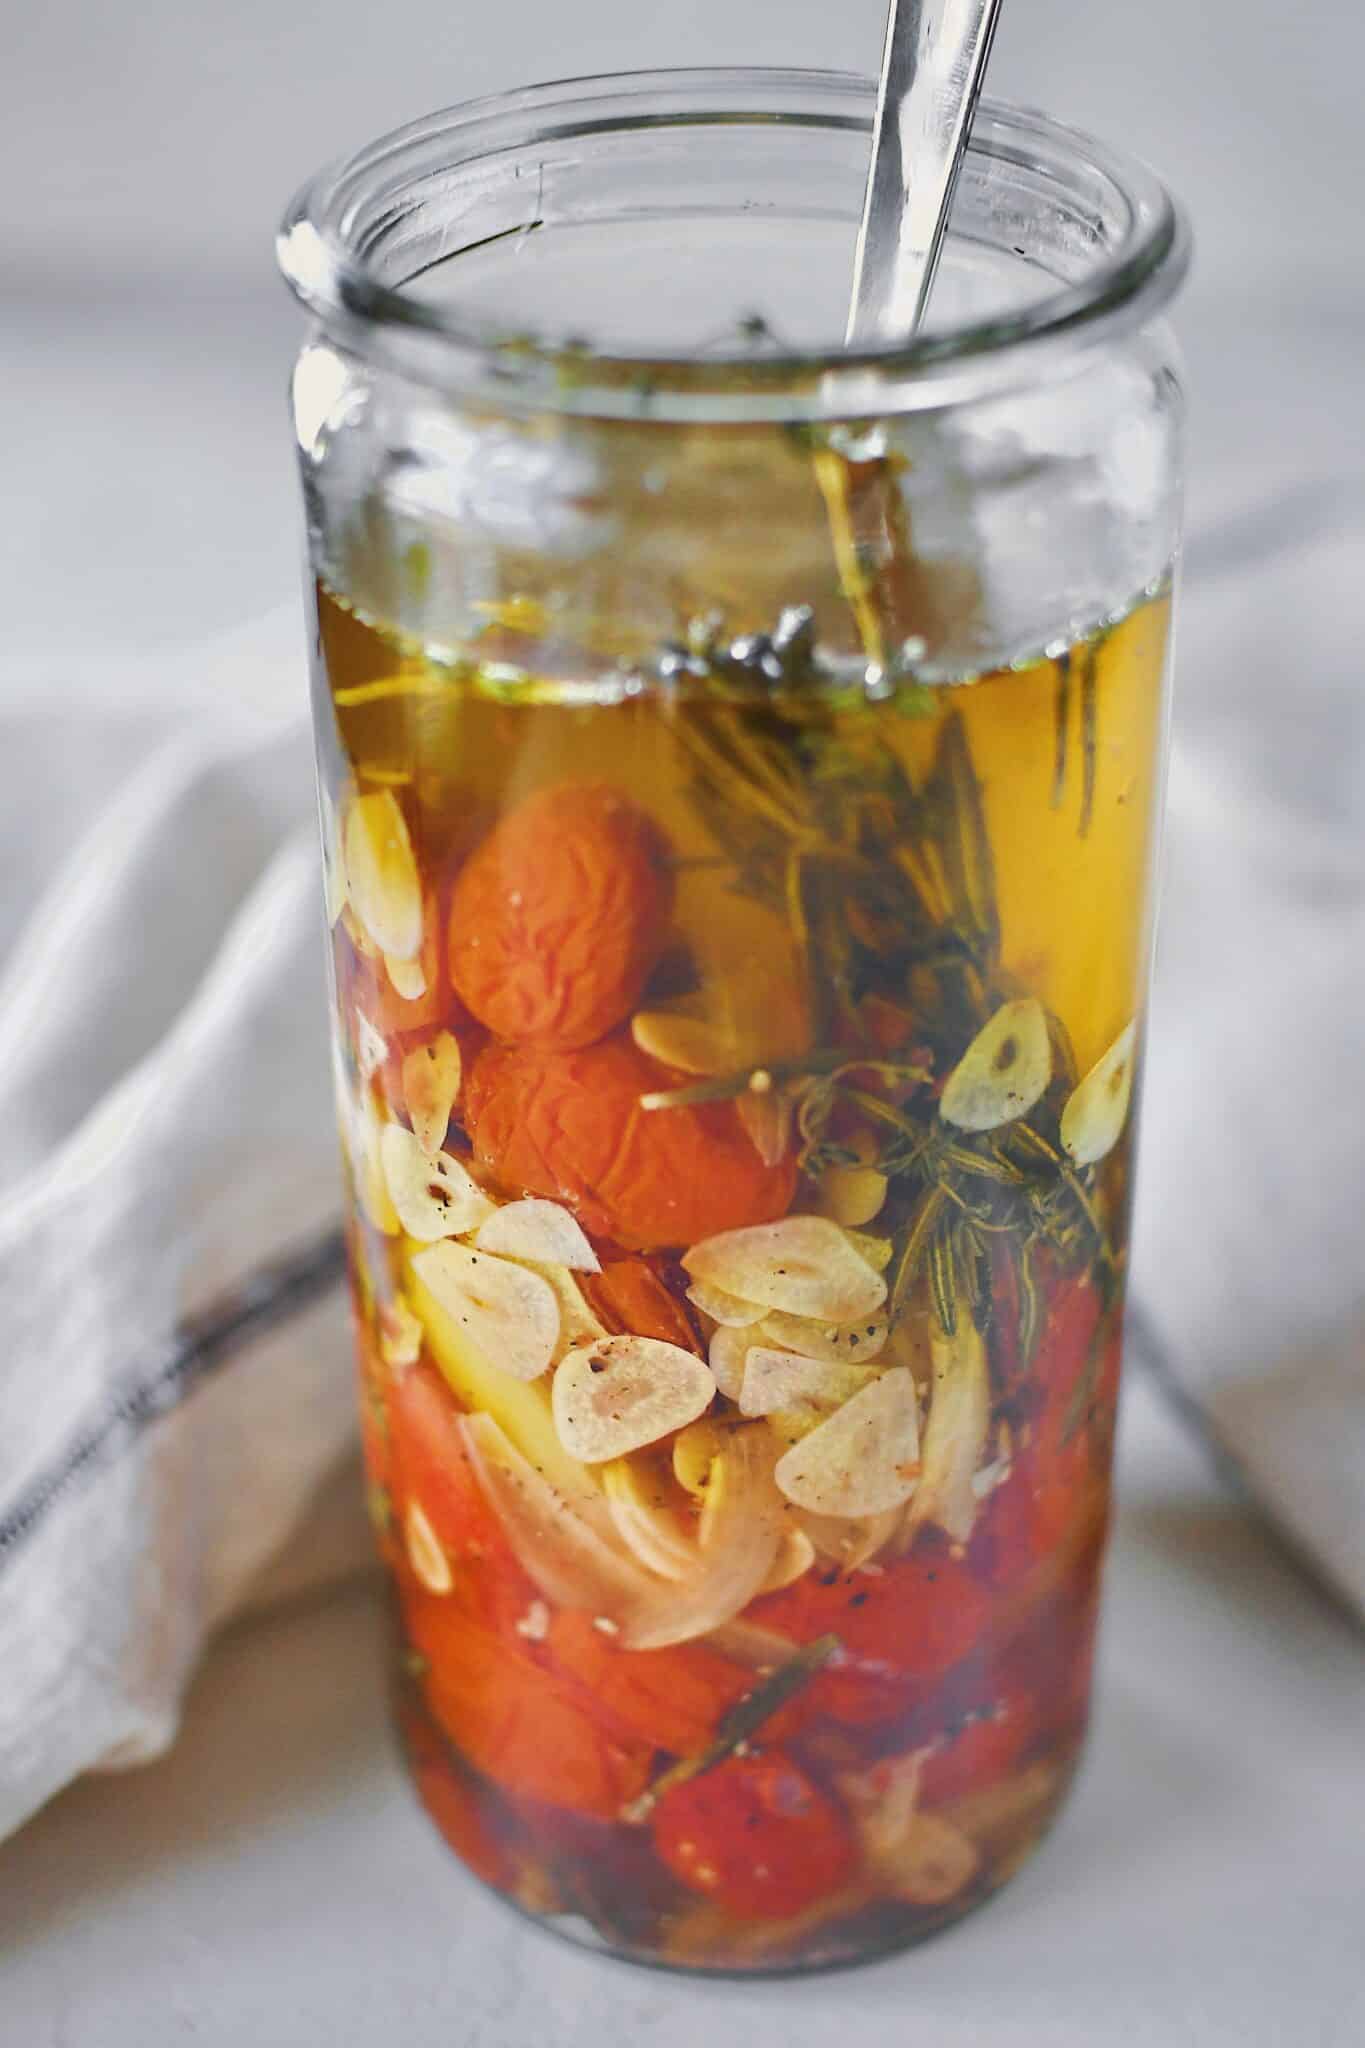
xmin=581 ymin=1256 xmax=704 ymax=1354
xmin=652 ymin=1753 xmax=856 ymax=1920
xmin=467 ymin=1035 xmax=797 ymax=1251
xmin=448 ymin=783 xmax=673 ymax=1050
xmin=752 ymin=1547 xmax=995 ymax=1727
xmin=404 ymin=1584 xmax=653 ymax=1823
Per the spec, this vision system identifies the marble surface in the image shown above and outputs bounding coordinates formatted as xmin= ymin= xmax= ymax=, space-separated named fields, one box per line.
xmin=3 ymin=1372 xmax=1361 ymax=2046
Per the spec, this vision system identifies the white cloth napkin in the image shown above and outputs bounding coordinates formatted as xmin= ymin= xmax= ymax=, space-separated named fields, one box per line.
xmin=0 ymin=619 xmax=360 ymax=1842
xmin=1135 ymin=498 xmax=1365 ymax=1620
xmin=2 ymin=490 xmax=1362 ymax=1845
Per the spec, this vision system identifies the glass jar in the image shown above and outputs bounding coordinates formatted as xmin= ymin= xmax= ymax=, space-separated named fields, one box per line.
xmin=278 ymin=69 xmax=1188 ymax=1975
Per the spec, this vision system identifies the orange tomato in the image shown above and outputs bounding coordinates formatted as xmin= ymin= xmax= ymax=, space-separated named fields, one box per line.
xmin=448 ymin=783 xmax=673 ymax=1050
xmin=403 ymin=1585 xmax=653 ymax=1822
xmin=466 ymin=1035 xmax=798 ymax=1251
xmin=581 ymin=1257 xmax=704 ymax=1353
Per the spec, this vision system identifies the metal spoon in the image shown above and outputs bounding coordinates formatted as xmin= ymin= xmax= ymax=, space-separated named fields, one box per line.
xmin=846 ymin=0 xmax=1004 ymax=345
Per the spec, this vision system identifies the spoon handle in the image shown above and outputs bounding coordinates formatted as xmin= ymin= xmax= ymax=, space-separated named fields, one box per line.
xmin=846 ymin=0 xmax=1004 ymax=345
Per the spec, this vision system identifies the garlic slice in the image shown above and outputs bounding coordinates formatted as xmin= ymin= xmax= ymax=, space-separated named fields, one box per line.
xmin=401 ymin=1031 xmax=462 ymax=1156
xmin=880 ymin=1813 xmax=980 ymax=1907
xmin=343 ymin=790 xmax=423 ymax=960
xmin=404 ymin=1500 xmax=452 ymax=1594
xmin=758 ymin=1308 xmax=889 ymax=1364
xmin=475 ymin=1198 xmax=601 ymax=1273
xmin=378 ymin=1296 xmax=423 ymax=1370
xmin=738 ymin=1347 xmax=833 ymax=1418
xmin=1061 ymin=1020 xmax=1137 ymax=1165
xmin=905 ymin=1319 xmax=991 ymax=1546
xmin=818 ymin=1158 xmax=889 ymax=1228
xmin=774 ymin=1368 xmax=920 ymax=1518
xmin=553 ymin=1335 xmax=715 ymax=1464
xmin=630 ymin=1008 xmax=729 ymax=1076
xmin=513 ymin=1258 xmax=607 ymax=1360
xmin=735 ymin=1088 xmax=794 ymax=1168
xmin=381 ymin=1122 xmax=495 ymax=1241
xmin=686 ymin=1278 xmax=768 ymax=1329
xmin=385 ymin=950 xmax=427 ymax=1000
xmin=707 ymin=1324 xmax=752 ymax=1401
xmin=411 ymin=1241 xmax=560 ymax=1383
xmin=845 ymin=1230 xmax=894 ymax=1274
xmin=940 ymin=998 xmax=1052 ymax=1132
xmin=684 ymin=1216 xmax=888 ymax=1324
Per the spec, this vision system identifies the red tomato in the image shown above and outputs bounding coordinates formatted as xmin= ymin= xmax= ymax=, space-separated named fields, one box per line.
xmin=652 ymin=1753 xmax=856 ymax=1920
xmin=404 ymin=1584 xmax=653 ymax=1824
xmin=751 ymin=1548 xmax=995 ymax=1727
xmin=546 ymin=1611 xmax=747 ymax=1760
xmin=918 ymin=1697 xmax=1036 ymax=1809
xmin=580 ymin=1257 xmax=704 ymax=1354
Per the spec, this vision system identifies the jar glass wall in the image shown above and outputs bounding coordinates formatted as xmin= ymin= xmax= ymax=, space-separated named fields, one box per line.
xmin=279 ymin=71 xmax=1187 ymax=1975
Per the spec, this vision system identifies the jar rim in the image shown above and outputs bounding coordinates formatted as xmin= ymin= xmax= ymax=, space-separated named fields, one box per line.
xmin=277 ymin=67 xmax=1190 ymax=422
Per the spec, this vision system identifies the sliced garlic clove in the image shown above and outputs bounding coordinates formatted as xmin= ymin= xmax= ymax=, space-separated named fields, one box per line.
xmin=381 ymin=1122 xmax=495 ymax=1241
xmin=738 ymin=1347 xmax=833 ymax=1418
xmin=385 ymin=950 xmax=427 ymax=1001
xmin=630 ymin=1008 xmax=730 ymax=1076
xmin=940 ymin=998 xmax=1052 ymax=1132
xmin=354 ymin=1009 xmax=388 ymax=1082
xmin=818 ymin=1162 xmax=889 ymax=1228
xmin=758 ymin=1308 xmax=889 ymax=1365
xmin=1061 ymin=1020 xmax=1137 ymax=1165
xmin=762 ymin=1526 xmax=816 ymax=1591
xmin=512 ymin=1259 xmax=607 ymax=1361
xmin=684 ymin=1216 xmax=887 ymax=1324
xmin=402 ymin=1031 xmax=462 ymax=1157
xmin=411 ymin=1241 xmax=560 ymax=1382
xmin=672 ymin=1418 xmax=725 ymax=1499
xmin=881 ymin=1813 xmax=980 ymax=1907
xmin=707 ymin=1324 xmax=753 ymax=1402
xmin=404 ymin=1500 xmax=452 ymax=1593
xmin=552 ymin=1335 xmax=715 ymax=1464
xmin=475 ymin=1197 xmax=601 ymax=1273
xmin=735 ymin=1087 xmax=794 ymax=1168
xmin=686 ymin=1278 xmax=767 ymax=1329
xmin=343 ymin=790 xmax=423 ymax=960
xmin=378 ymin=1296 xmax=423 ymax=1370
xmin=844 ymin=1229 xmax=894 ymax=1274
xmin=774 ymin=1368 xmax=920 ymax=1518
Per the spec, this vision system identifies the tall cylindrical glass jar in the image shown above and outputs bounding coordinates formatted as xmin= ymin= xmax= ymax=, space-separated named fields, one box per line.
xmin=279 ymin=71 xmax=1187 ymax=1975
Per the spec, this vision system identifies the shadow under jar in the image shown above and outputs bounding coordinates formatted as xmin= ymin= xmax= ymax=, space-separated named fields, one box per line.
xmin=278 ymin=70 xmax=1188 ymax=1975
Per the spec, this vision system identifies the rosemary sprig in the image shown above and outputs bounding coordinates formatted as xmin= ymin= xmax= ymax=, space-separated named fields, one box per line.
xmin=620 ymin=1634 xmax=842 ymax=1824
